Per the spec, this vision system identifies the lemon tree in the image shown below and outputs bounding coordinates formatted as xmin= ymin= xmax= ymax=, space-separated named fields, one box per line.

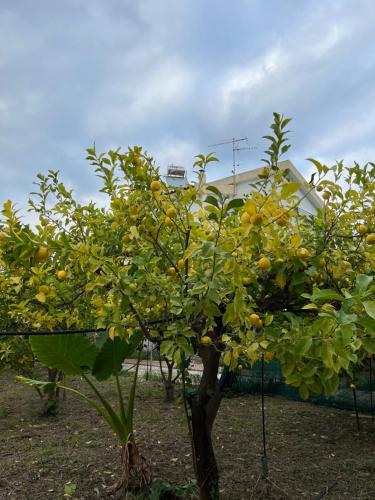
xmin=1 ymin=114 xmax=374 ymax=499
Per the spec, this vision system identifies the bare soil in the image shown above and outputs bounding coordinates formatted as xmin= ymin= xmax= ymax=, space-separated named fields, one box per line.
xmin=0 ymin=370 xmax=374 ymax=499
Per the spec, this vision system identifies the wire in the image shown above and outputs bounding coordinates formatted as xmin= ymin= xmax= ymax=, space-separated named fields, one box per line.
xmin=0 ymin=315 xmax=185 ymax=337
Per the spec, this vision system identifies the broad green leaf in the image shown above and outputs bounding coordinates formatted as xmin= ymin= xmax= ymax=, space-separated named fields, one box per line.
xmin=29 ymin=334 xmax=98 ymax=376
xmin=92 ymin=333 xmax=142 ymax=381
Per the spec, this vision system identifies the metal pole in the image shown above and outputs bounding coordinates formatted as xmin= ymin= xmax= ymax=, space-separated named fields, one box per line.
xmin=261 ymin=353 xmax=268 ymax=478
xmin=370 ymin=357 xmax=374 ymax=421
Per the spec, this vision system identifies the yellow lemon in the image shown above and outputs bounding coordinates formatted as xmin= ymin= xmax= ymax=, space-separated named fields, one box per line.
xmin=240 ymin=212 xmax=251 ymax=225
xmin=57 ymin=270 xmax=66 ymax=281
xmin=259 ymin=257 xmax=271 ymax=271
xmin=166 ymin=206 xmax=176 ymax=218
xmin=177 ymin=259 xmax=185 ymax=269
xmin=201 ymin=336 xmax=212 ymax=345
xmin=35 ymin=247 xmax=48 ymax=262
xmin=150 ymin=180 xmax=161 ymax=192
xmin=250 ymin=313 xmax=260 ymax=326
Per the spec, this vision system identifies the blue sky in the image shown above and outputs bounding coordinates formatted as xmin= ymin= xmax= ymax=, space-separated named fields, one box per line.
xmin=1 ymin=0 xmax=375 ymax=208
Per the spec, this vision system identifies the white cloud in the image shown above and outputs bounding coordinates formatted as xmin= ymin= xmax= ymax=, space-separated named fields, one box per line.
xmin=84 ymin=55 xmax=195 ymax=137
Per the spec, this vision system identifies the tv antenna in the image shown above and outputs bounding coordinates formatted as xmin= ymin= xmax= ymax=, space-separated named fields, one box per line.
xmin=207 ymin=137 xmax=256 ymax=196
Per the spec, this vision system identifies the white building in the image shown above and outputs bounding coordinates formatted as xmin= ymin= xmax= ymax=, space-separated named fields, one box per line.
xmin=207 ymin=160 xmax=323 ymax=216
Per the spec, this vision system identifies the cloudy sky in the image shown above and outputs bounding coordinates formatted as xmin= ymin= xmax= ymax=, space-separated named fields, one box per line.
xmin=1 ymin=0 xmax=375 ymax=209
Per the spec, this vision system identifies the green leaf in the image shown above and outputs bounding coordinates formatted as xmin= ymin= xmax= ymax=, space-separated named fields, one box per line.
xmin=226 ymin=198 xmax=244 ymax=211
xmin=176 ymin=336 xmax=194 ymax=356
xmin=281 ymin=182 xmax=300 ymax=199
xmin=299 ymin=384 xmax=309 ymax=400
xmin=362 ymin=337 xmax=375 ymax=354
xmin=16 ymin=375 xmax=56 ymax=394
xmin=204 ymin=196 xmax=220 ymax=208
xmin=160 ymin=340 xmax=174 ymax=357
xmin=205 ymin=185 xmax=222 ymax=197
xmin=363 ymin=301 xmax=375 ymax=319
xmin=302 ymin=303 xmax=318 ymax=310
xmin=355 ymin=274 xmax=373 ymax=294
xmin=291 ymin=273 xmax=306 ymax=286
xmin=29 ymin=334 xmax=98 ymax=376
xmin=295 ymin=337 xmax=312 ymax=355
xmin=311 ymin=289 xmax=344 ymax=303
xmin=92 ymin=334 xmax=142 ymax=381
xmin=358 ymin=316 xmax=375 ymax=333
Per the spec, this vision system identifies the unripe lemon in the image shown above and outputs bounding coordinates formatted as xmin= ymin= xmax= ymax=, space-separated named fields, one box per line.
xmin=255 ymin=318 xmax=263 ymax=329
xmin=250 ymin=214 xmax=263 ymax=226
xmin=241 ymin=212 xmax=251 ymax=225
xmin=164 ymin=216 xmax=174 ymax=226
xmin=316 ymin=185 xmax=323 ymax=192
xmin=35 ymin=247 xmax=48 ymax=262
xmin=167 ymin=267 xmax=176 ymax=277
xmin=39 ymin=285 xmax=50 ymax=294
xmin=122 ymin=234 xmax=131 ymax=243
xmin=250 ymin=313 xmax=260 ymax=326
xmin=274 ymin=258 xmax=284 ymax=268
xmin=150 ymin=180 xmax=161 ymax=192
xmin=129 ymin=282 xmax=137 ymax=290
xmin=242 ymin=276 xmax=252 ymax=286
xmin=166 ymin=206 xmax=176 ymax=218
xmin=178 ymin=259 xmax=185 ymax=269
xmin=322 ymin=191 xmax=331 ymax=200
xmin=259 ymin=257 xmax=271 ymax=271
xmin=357 ymin=224 xmax=368 ymax=235
xmin=366 ymin=233 xmax=375 ymax=245
xmin=200 ymin=336 xmax=212 ymax=345
xmin=297 ymin=248 xmax=310 ymax=260
xmin=57 ymin=270 xmax=66 ymax=281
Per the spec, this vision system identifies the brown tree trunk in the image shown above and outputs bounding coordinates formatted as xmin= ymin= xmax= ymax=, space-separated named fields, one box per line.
xmin=189 ymin=344 xmax=221 ymax=500
xmin=164 ymin=380 xmax=175 ymax=402
xmin=106 ymin=434 xmax=152 ymax=495
xmin=159 ymin=355 xmax=178 ymax=403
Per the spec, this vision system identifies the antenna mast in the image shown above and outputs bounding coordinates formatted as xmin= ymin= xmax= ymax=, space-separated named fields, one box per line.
xmin=207 ymin=137 xmax=255 ymax=196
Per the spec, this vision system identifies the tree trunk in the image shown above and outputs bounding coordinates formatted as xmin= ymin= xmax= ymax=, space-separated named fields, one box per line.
xmin=189 ymin=344 xmax=221 ymax=500
xmin=159 ymin=355 xmax=178 ymax=403
xmin=164 ymin=380 xmax=175 ymax=403
xmin=106 ymin=434 xmax=152 ymax=495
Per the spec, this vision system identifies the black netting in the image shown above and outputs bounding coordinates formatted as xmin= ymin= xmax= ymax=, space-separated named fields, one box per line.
xmin=221 ymin=360 xmax=374 ymax=413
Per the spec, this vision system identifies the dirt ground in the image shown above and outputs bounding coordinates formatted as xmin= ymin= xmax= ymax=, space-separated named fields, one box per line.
xmin=0 ymin=370 xmax=374 ymax=500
